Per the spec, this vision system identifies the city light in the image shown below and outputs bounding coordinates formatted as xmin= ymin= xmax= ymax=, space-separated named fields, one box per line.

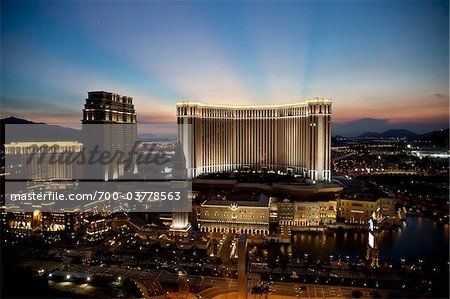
xmin=1 ymin=1 xmax=448 ymax=298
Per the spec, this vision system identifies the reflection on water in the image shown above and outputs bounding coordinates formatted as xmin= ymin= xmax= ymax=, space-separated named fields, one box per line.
xmin=286 ymin=216 xmax=448 ymax=265
xmin=290 ymin=230 xmax=367 ymax=262
xmin=379 ymin=216 xmax=449 ymax=265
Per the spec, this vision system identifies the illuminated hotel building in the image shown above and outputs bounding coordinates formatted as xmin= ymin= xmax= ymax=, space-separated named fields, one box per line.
xmin=82 ymin=91 xmax=137 ymax=180
xmin=177 ymin=98 xmax=332 ymax=181
xmin=5 ymin=141 xmax=83 ymax=180
xmin=82 ymin=91 xmax=136 ymax=124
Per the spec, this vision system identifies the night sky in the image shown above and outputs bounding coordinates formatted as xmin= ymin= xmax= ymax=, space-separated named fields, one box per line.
xmin=1 ymin=1 xmax=448 ymax=134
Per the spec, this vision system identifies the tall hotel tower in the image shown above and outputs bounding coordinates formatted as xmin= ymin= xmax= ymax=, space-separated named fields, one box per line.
xmin=82 ymin=91 xmax=137 ymax=180
xmin=176 ymin=98 xmax=332 ymax=182
xmin=82 ymin=91 xmax=136 ymax=124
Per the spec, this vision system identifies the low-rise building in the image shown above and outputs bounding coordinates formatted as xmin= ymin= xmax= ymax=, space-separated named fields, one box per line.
xmin=83 ymin=214 xmax=110 ymax=241
xmin=337 ymin=197 xmax=395 ymax=225
xmin=5 ymin=211 xmax=80 ymax=242
xmin=277 ymin=199 xmax=337 ymax=228
xmin=196 ymin=194 xmax=271 ymax=235
xmin=8 ymin=211 xmax=68 ymax=231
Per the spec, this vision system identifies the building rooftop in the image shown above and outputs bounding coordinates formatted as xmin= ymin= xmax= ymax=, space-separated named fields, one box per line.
xmin=176 ymin=98 xmax=332 ymax=109
xmin=202 ymin=193 xmax=270 ymax=207
xmin=333 ymin=175 xmax=388 ymax=200
xmin=333 ymin=175 xmax=368 ymax=193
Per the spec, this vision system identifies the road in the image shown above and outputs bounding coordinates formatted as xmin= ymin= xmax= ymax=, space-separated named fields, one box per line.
xmin=17 ymin=258 xmax=404 ymax=298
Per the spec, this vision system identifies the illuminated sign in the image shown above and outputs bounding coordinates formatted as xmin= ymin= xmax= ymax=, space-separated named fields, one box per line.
xmin=368 ymin=232 xmax=375 ymax=248
xmin=369 ymin=219 xmax=374 ymax=232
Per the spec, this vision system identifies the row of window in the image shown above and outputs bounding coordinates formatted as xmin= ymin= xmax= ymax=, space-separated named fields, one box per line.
xmin=178 ymin=104 xmax=331 ymax=118
xmin=201 ymin=210 xmax=266 ymax=219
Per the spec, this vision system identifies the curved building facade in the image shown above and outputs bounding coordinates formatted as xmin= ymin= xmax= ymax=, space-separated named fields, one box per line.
xmin=177 ymin=98 xmax=332 ymax=181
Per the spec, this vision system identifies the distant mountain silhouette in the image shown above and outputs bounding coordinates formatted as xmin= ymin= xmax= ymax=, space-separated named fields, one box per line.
xmin=0 ymin=116 xmax=40 ymax=125
xmin=332 ymin=118 xmax=392 ymax=137
xmin=138 ymin=132 xmax=177 ymax=142
xmin=1 ymin=116 xmax=80 ymax=143
xmin=356 ymin=128 xmax=449 ymax=146
xmin=418 ymin=128 xmax=449 ymax=148
xmin=138 ymin=133 xmax=155 ymax=138
xmin=332 ymin=118 xmax=449 ymax=137
xmin=358 ymin=129 xmax=420 ymax=139
xmin=420 ymin=128 xmax=448 ymax=139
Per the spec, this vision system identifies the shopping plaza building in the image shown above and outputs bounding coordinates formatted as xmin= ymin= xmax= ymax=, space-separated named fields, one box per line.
xmin=195 ymin=194 xmax=271 ymax=235
xmin=177 ymin=98 xmax=332 ymax=181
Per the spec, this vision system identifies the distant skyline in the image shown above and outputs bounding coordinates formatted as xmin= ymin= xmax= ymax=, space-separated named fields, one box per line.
xmin=1 ymin=0 xmax=448 ymax=134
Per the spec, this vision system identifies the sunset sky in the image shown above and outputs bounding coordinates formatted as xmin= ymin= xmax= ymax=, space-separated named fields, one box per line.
xmin=1 ymin=0 xmax=448 ymax=135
